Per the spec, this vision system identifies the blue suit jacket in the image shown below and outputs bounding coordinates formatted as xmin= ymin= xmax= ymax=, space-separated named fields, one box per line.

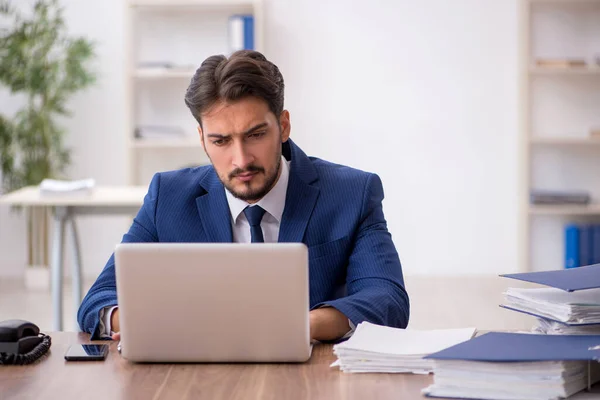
xmin=78 ymin=139 xmax=410 ymax=338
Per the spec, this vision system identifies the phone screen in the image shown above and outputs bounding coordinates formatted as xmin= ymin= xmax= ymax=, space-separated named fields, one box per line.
xmin=64 ymin=344 xmax=109 ymax=361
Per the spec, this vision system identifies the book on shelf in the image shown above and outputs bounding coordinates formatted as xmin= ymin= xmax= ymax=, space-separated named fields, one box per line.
xmin=529 ymin=189 xmax=591 ymax=205
xmin=136 ymin=62 xmax=196 ymax=75
xmin=535 ymin=58 xmax=587 ymax=68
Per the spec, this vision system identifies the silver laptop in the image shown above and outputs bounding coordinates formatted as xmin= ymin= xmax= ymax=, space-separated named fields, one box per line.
xmin=114 ymin=242 xmax=312 ymax=363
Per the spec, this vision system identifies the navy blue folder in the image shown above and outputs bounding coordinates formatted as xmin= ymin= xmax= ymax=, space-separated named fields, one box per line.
xmin=424 ymin=332 xmax=600 ymax=362
xmin=498 ymin=305 xmax=600 ymax=326
xmin=500 ymin=263 xmax=600 ymax=292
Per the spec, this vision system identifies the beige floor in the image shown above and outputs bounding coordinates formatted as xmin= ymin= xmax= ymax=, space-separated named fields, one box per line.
xmin=0 ymin=274 xmax=540 ymax=333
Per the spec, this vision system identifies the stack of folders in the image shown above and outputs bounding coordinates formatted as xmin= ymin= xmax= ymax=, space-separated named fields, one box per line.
xmin=422 ymin=332 xmax=600 ymax=400
xmin=500 ymin=264 xmax=600 ymax=335
xmin=330 ymin=322 xmax=476 ymax=373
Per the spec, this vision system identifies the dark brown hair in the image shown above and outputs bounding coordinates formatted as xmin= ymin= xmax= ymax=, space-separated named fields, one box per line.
xmin=184 ymin=50 xmax=285 ymax=128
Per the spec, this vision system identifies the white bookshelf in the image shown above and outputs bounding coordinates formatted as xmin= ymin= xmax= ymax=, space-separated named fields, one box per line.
xmin=126 ymin=0 xmax=264 ymax=185
xmin=521 ymin=0 xmax=600 ymax=272
xmin=529 ymin=204 xmax=600 ymax=216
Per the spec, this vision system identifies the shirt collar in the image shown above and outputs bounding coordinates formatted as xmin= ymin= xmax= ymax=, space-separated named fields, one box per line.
xmin=225 ymin=156 xmax=290 ymax=224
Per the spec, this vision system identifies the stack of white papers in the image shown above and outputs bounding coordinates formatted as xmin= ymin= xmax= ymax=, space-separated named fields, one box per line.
xmin=424 ymin=360 xmax=599 ymax=400
xmin=534 ymin=318 xmax=600 ymax=335
xmin=39 ymin=179 xmax=95 ymax=195
xmin=331 ymin=322 xmax=476 ymax=374
xmin=503 ymin=287 xmax=600 ymax=325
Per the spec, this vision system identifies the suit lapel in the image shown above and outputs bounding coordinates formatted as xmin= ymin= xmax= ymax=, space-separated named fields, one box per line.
xmin=195 ymin=170 xmax=233 ymax=243
xmin=278 ymin=139 xmax=320 ymax=243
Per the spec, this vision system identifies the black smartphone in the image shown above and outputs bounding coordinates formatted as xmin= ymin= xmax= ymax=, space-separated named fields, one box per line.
xmin=64 ymin=344 xmax=109 ymax=361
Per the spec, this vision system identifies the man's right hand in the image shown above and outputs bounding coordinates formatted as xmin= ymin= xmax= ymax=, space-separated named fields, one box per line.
xmin=111 ymin=308 xmax=120 ymax=341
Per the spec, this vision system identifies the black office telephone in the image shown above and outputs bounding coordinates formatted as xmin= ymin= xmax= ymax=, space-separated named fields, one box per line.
xmin=0 ymin=319 xmax=51 ymax=365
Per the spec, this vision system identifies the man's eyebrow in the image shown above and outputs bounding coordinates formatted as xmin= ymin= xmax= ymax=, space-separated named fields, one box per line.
xmin=205 ymin=123 xmax=269 ymax=139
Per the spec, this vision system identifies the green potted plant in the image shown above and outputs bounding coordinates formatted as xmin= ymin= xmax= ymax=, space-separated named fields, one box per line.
xmin=0 ymin=0 xmax=96 ymax=288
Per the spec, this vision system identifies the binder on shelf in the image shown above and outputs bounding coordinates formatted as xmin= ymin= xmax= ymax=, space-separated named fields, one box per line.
xmin=580 ymin=225 xmax=595 ymax=267
xmin=228 ymin=14 xmax=254 ymax=53
xmin=594 ymin=225 xmax=600 ymax=264
xmin=565 ymin=224 xmax=580 ymax=269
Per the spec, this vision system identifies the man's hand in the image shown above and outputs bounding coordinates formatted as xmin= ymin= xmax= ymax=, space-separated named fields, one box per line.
xmin=111 ymin=308 xmax=120 ymax=341
xmin=309 ymin=307 xmax=351 ymax=342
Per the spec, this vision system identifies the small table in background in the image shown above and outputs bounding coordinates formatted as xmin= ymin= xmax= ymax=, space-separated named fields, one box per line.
xmin=0 ymin=186 xmax=146 ymax=331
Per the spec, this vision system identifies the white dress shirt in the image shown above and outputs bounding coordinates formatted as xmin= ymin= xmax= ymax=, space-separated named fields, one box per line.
xmin=225 ymin=156 xmax=290 ymax=243
xmin=99 ymin=156 xmax=353 ymax=338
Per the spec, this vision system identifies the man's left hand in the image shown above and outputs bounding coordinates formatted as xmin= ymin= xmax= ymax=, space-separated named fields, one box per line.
xmin=309 ymin=307 xmax=351 ymax=341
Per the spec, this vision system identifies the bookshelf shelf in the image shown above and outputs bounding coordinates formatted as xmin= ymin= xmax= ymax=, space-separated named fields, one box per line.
xmin=529 ymin=66 xmax=600 ymax=76
xmin=133 ymin=69 xmax=196 ymax=80
xmin=529 ymin=137 xmax=600 ymax=146
xmin=131 ymin=139 xmax=203 ymax=149
xmin=529 ymin=204 xmax=600 ymax=216
xmin=130 ymin=0 xmax=256 ymax=9
xmin=529 ymin=0 xmax=600 ymax=3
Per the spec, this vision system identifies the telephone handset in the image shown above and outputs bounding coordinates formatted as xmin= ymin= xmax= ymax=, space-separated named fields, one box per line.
xmin=0 ymin=319 xmax=51 ymax=365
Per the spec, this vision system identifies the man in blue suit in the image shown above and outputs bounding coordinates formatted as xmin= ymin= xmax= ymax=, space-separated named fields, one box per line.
xmin=78 ymin=50 xmax=409 ymax=342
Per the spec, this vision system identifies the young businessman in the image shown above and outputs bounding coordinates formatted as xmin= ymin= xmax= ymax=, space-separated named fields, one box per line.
xmin=78 ymin=50 xmax=409 ymax=342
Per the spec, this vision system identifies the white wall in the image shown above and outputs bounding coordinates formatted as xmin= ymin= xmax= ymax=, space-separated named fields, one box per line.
xmin=265 ymin=0 xmax=520 ymax=275
xmin=0 ymin=0 xmax=520 ymax=279
xmin=0 ymin=0 xmax=130 ymax=279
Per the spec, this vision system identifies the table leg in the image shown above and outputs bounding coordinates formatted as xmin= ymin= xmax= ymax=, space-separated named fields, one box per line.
xmin=51 ymin=207 xmax=67 ymax=331
xmin=68 ymin=216 xmax=83 ymax=331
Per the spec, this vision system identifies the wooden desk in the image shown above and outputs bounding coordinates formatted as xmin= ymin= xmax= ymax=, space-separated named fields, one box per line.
xmin=0 ymin=332 xmax=432 ymax=400
xmin=0 ymin=186 xmax=146 ymax=331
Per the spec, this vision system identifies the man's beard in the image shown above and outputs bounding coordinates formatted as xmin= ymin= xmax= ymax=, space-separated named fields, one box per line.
xmin=222 ymin=151 xmax=281 ymax=202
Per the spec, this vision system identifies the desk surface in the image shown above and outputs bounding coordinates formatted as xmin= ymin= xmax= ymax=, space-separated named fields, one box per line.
xmin=0 ymin=332 xmax=432 ymax=400
xmin=0 ymin=186 xmax=147 ymax=207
